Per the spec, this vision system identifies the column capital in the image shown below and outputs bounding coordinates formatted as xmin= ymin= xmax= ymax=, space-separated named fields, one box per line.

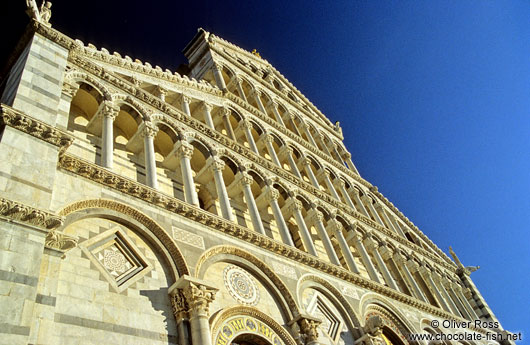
xmin=406 ymin=259 xmax=420 ymax=273
xmin=170 ymin=289 xmax=189 ymax=321
xmin=279 ymin=145 xmax=293 ymax=156
xmin=307 ymin=209 xmax=324 ymax=224
xmin=299 ymin=156 xmax=312 ymax=167
xmin=207 ymin=156 xmax=225 ymax=172
xmin=374 ymin=202 xmax=384 ymax=211
xmin=418 ymin=264 xmax=433 ymax=278
xmin=393 ymin=251 xmax=406 ymax=264
xmin=238 ymin=119 xmax=253 ymax=131
xmin=155 ymin=85 xmax=167 ymax=98
xmin=266 ymin=99 xmax=279 ymax=110
xmin=236 ymin=172 xmax=254 ymax=186
xmin=260 ymin=133 xmax=275 ymax=144
xmin=140 ymin=122 xmax=159 ymax=138
xmin=200 ymin=101 xmax=213 ymax=112
xmin=99 ymin=101 xmax=120 ymax=120
xmin=379 ymin=244 xmax=393 ymax=261
xmin=290 ymin=315 xmax=322 ymax=344
xmin=176 ymin=141 xmax=194 ymax=159
xmin=360 ymin=194 xmax=373 ymax=203
xmin=363 ymin=236 xmax=379 ymax=252
xmin=342 ymin=151 xmax=352 ymax=160
xmin=62 ymin=82 xmax=78 ymax=98
xmin=179 ymin=93 xmax=191 ymax=104
xmin=462 ymin=287 xmax=473 ymax=299
xmin=212 ymin=62 xmax=222 ymax=72
xmin=264 ymin=186 xmax=280 ymax=201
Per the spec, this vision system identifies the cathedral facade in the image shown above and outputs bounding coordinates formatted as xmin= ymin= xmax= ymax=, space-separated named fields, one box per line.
xmin=0 ymin=7 xmax=513 ymax=345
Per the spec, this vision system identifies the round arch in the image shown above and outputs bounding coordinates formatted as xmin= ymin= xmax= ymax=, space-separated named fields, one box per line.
xmin=64 ymin=70 xmax=113 ymax=102
xmin=57 ymin=199 xmax=190 ymax=278
xmin=195 ymin=245 xmax=301 ymax=320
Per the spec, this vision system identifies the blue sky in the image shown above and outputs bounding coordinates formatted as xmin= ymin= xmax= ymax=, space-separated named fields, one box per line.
xmin=12 ymin=0 xmax=529 ymax=339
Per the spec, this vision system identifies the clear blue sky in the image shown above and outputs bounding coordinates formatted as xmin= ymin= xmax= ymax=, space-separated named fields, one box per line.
xmin=6 ymin=0 xmax=528 ymax=339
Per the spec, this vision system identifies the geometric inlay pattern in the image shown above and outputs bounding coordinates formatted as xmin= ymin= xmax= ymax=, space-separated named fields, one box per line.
xmin=223 ymin=265 xmax=260 ymax=306
xmin=79 ymin=226 xmax=152 ymax=292
xmin=307 ymin=293 xmax=343 ymax=343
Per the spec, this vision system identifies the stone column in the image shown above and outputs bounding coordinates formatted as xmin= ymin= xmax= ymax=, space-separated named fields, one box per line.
xmin=142 ymin=122 xmax=159 ymax=189
xmin=171 ymin=276 xmax=218 ymax=345
xmin=307 ymin=208 xmax=341 ymax=266
xmin=212 ymin=64 xmax=227 ymax=91
xmin=284 ymin=198 xmax=317 ymax=256
xmin=342 ymin=151 xmax=359 ymax=174
xmin=267 ymin=100 xmax=286 ymax=126
xmin=156 ymin=85 xmax=167 ymax=102
xmin=300 ymin=122 xmax=318 ymax=147
xmin=279 ymin=146 xmax=302 ymax=178
xmin=207 ymin=157 xmax=234 ymax=221
xmin=328 ymin=219 xmax=360 ymax=273
xmin=379 ymin=243 xmax=405 ymax=292
xmin=362 ymin=195 xmax=385 ymax=226
xmin=364 ymin=235 xmax=399 ymax=290
xmin=447 ymin=283 xmax=474 ymax=320
xmin=300 ymin=157 xmax=320 ymax=188
xmin=461 ymin=287 xmax=481 ymax=321
xmin=234 ymin=76 xmax=247 ymax=102
xmin=237 ymin=172 xmax=266 ymax=235
xmin=350 ymin=232 xmax=382 ymax=283
xmin=259 ymin=134 xmax=281 ymax=166
xmin=436 ymin=275 xmax=462 ymax=316
xmin=386 ymin=214 xmax=408 ymax=238
xmin=180 ymin=94 xmax=191 ymax=116
xmin=170 ymin=290 xmax=190 ymax=345
xmin=375 ymin=204 xmax=396 ymax=231
xmin=220 ymin=107 xmax=236 ymax=141
xmin=331 ymin=143 xmax=344 ymax=163
xmin=251 ymin=89 xmax=267 ymax=114
xmin=317 ymin=168 xmax=341 ymax=200
xmin=176 ymin=141 xmax=200 ymax=206
xmin=351 ymin=189 xmax=370 ymax=217
xmin=238 ymin=119 xmax=259 ymax=154
xmin=403 ymin=257 xmax=429 ymax=303
xmin=200 ymin=102 xmax=215 ymax=129
xmin=419 ymin=265 xmax=451 ymax=312
xmin=284 ymin=111 xmax=302 ymax=136
xmin=265 ymin=186 xmax=294 ymax=246
xmin=96 ymin=102 xmax=120 ymax=169
xmin=393 ymin=252 xmax=427 ymax=302
xmin=335 ymin=179 xmax=357 ymax=210
xmin=317 ymin=134 xmax=333 ymax=156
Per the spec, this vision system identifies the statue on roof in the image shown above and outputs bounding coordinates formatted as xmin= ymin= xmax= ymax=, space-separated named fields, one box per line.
xmin=450 ymin=246 xmax=480 ymax=275
xmin=334 ymin=121 xmax=343 ymax=136
xmin=251 ymin=49 xmax=261 ymax=58
xmin=25 ymin=0 xmax=52 ymax=26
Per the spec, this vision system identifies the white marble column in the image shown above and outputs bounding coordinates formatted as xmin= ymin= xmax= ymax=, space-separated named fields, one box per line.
xmin=259 ymin=134 xmax=281 ymax=166
xmin=142 ymin=122 xmax=159 ymax=189
xmin=437 ymin=275 xmax=462 ymax=316
xmin=284 ymin=111 xmax=302 ymax=136
xmin=220 ymin=107 xmax=236 ymax=140
xmin=200 ymin=102 xmax=215 ymax=129
xmin=207 ymin=157 xmax=234 ymax=221
xmin=176 ymin=141 xmax=199 ymax=206
xmin=267 ymin=100 xmax=286 ymax=126
xmin=307 ymin=208 xmax=341 ymax=266
xmin=251 ymin=89 xmax=267 ymax=114
xmin=403 ymin=258 xmax=429 ymax=303
xmin=237 ymin=172 xmax=266 ymax=235
xmin=351 ymin=189 xmax=370 ymax=217
xmin=330 ymin=143 xmax=344 ymax=162
xmin=91 ymin=102 xmax=120 ymax=169
xmin=350 ymin=232 xmax=382 ymax=283
xmin=279 ymin=146 xmax=302 ymax=178
xmin=419 ymin=265 xmax=451 ymax=312
xmin=447 ymin=283 xmax=474 ymax=320
xmin=155 ymin=85 xmax=167 ymax=102
xmin=300 ymin=157 xmax=320 ymax=188
xmin=238 ymin=119 xmax=259 ymax=154
xmin=362 ymin=195 xmax=385 ymax=226
xmin=265 ymin=186 xmax=294 ymax=247
xmin=393 ymin=252 xmax=427 ymax=302
xmin=327 ymin=219 xmax=360 ymax=273
xmin=180 ymin=94 xmax=191 ymax=116
xmin=374 ymin=204 xmax=395 ymax=231
xmin=386 ymin=214 xmax=408 ymax=238
xmin=300 ymin=122 xmax=318 ymax=147
xmin=335 ymin=179 xmax=357 ymax=210
xmin=284 ymin=199 xmax=317 ymax=256
xmin=317 ymin=168 xmax=341 ymax=200
xmin=461 ymin=287 xmax=481 ymax=320
xmin=364 ymin=235 xmax=399 ymax=290
xmin=234 ymin=76 xmax=247 ymax=102
xmin=317 ymin=134 xmax=333 ymax=156
xmin=212 ymin=64 xmax=227 ymax=91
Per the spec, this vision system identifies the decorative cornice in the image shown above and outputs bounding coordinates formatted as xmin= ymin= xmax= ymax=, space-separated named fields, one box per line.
xmin=0 ymin=104 xmax=73 ymax=154
xmin=0 ymin=197 xmax=64 ymax=230
xmin=57 ymin=153 xmax=467 ymax=322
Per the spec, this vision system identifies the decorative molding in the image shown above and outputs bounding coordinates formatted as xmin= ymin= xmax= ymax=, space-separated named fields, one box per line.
xmin=0 ymin=104 xmax=73 ymax=154
xmin=172 ymin=226 xmax=205 ymax=249
xmin=0 ymin=197 xmax=64 ymax=230
xmin=44 ymin=229 xmax=78 ymax=251
xmin=57 ymin=153 xmax=466 ymax=323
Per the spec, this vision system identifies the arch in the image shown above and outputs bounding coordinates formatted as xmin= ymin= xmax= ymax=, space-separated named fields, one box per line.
xmin=113 ymin=94 xmax=151 ymax=121
xmin=57 ymin=199 xmax=190 ymax=277
xmin=64 ymin=70 xmax=113 ymax=102
xmin=297 ymin=274 xmax=362 ymax=329
xmin=211 ymin=306 xmax=297 ymax=345
xmin=195 ymin=245 xmax=301 ymax=320
xmin=360 ymin=293 xmax=419 ymax=339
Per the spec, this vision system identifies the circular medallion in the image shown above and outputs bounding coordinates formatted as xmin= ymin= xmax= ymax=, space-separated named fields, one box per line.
xmin=223 ymin=265 xmax=260 ymax=306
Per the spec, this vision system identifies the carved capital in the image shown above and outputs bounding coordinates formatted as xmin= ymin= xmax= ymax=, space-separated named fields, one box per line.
xmin=238 ymin=119 xmax=253 ymax=131
xmin=62 ymin=82 xmax=78 ymax=98
xmin=155 ymin=85 xmax=167 ymax=98
xmin=200 ymin=101 xmax=213 ymax=113
xmin=170 ymin=289 xmax=189 ymax=321
xmin=219 ymin=107 xmax=231 ymax=118
xmin=179 ymin=93 xmax=191 ymax=104
xmin=237 ymin=172 xmax=254 ymax=186
xmin=298 ymin=317 xmax=321 ymax=343
xmin=265 ymin=187 xmax=280 ymax=202
xmin=176 ymin=141 xmax=194 ymax=159
xmin=209 ymin=157 xmax=225 ymax=172
xmin=182 ymin=282 xmax=217 ymax=317
xmin=45 ymin=230 xmax=78 ymax=251
xmin=140 ymin=122 xmax=159 ymax=138
xmin=307 ymin=209 xmax=324 ymax=224
xmin=100 ymin=101 xmax=120 ymax=120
